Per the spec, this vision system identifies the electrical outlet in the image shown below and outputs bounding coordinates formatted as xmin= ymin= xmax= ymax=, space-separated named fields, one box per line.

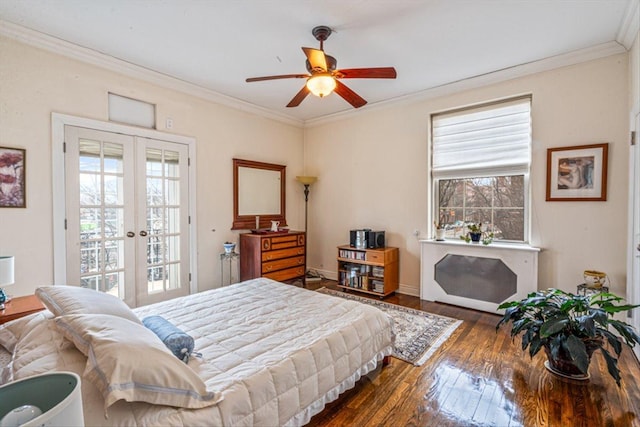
xmin=165 ymin=118 xmax=174 ymax=129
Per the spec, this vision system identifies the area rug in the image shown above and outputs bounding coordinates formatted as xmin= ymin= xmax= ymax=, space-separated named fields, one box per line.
xmin=317 ymin=288 xmax=462 ymax=366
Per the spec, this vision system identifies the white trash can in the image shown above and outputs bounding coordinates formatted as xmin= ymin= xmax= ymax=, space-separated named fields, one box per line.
xmin=0 ymin=372 xmax=84 ymax=427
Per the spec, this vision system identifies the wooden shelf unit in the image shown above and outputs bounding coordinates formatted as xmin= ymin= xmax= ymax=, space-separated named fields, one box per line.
xmin=240 ymin=231 xmax=306 ymax=283
xmin=337 ymin=245 xmax=399 ymax=298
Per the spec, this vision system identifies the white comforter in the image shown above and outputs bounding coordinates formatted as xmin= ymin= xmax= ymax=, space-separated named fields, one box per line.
xmin=7 ymin=279 xmax=394 ymax=426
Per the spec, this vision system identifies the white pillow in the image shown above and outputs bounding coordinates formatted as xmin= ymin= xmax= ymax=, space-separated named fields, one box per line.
xmin=36 ymin=286 xmax=141 ymax=324
xmin=54 ymin=314 xmax=222 ymax=410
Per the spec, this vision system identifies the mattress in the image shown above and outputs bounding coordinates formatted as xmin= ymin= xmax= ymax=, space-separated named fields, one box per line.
xmin=2 ymin=279 xmax=394 ymax=426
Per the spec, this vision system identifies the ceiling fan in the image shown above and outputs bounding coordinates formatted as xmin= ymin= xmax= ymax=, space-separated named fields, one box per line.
xmin=245 ymin=26 xmax=397 ymax=109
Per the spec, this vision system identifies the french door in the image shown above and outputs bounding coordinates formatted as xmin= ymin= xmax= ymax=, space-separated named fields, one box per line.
xmin=64 ymin=126 xmax=190 ymax=307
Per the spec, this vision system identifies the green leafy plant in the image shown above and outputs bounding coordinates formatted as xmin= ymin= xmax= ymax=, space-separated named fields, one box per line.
xmin=496 ymin=289 xmax=640 ymax=386
xmin=460 ymin=223 xmax=494 ymax=245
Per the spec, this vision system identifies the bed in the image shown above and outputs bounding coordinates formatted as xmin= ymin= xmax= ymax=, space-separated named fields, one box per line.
xmin=0 ymin=278 xmax=394 ymax=426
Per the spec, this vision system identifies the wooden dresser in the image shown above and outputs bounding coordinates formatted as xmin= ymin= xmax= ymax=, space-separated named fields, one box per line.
xmin=239 ymin=231 xmax=306 ymax=283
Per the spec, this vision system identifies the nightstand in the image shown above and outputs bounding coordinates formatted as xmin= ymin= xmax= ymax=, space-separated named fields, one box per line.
xmin=0 ymin=294 xmax=44 ymax=325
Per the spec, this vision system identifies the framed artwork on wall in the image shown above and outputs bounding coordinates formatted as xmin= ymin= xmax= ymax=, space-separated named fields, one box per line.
xmin=546 ymin=143 xmax=608 ymax=201
xmin=0 ymin=146 xmax=26 ymax=208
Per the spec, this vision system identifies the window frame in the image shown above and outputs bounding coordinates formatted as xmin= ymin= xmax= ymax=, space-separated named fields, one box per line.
xmin=429 ymin=96 xmax=532 ymax=244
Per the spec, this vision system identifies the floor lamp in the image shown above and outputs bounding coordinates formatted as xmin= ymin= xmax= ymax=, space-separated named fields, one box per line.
xmin=296 ymin=176 xmax=318 ymax=284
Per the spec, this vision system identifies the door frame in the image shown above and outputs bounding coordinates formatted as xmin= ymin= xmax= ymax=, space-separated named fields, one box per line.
xmin=628 ymin=107 xmax=640 ymax=360
xmin=51 ymin=113 xmax=198 ymax=296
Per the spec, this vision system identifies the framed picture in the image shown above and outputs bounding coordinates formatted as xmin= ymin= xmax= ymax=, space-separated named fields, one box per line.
xmin=546 ymin=143 xmax=608 ymax=201
xmin=0 ymin=146 xmax=26 ymax=208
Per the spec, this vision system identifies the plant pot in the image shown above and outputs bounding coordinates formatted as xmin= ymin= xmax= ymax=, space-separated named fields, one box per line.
xmin=543 ymin=338 xmax=602 ymax=379
xmin=435 ymin=229 xmax=446 ymax=241
xmin=223 ymin=243 xmax=236 ymax=254
xmin=469 ymin=232 xmax=482 ymax=243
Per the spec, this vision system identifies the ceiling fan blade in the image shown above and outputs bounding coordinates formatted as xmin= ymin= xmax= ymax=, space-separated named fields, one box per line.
xmin=335 ymin=67 xmax=397 ymax=79
xmin=286 ymin=85 xmax=310 ymax=108
xmin=334 ymin=80 xmax=367 ymax=108
xmin=302 ymin=47 xmax=327 ymax=72
xmin=246 ymin=74 xmax=309 ymax=82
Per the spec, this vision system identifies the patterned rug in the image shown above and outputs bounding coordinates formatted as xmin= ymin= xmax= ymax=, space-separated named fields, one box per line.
xmin=317 ymin=288 xmax=462 ymax=366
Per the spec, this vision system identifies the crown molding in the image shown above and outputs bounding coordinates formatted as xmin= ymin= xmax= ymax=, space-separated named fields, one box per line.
xmin=0 ymin=19 xmax=630 ymax=130
xmin=305 ymin=41 xmax=627 ymax=128
xmin=617 ymin=0 xmax=640 ymax=49
xmin=0 ymin=20 xmax=304 ymax=128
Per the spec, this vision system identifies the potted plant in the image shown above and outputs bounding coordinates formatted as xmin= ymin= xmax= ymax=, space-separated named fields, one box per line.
xmin=460 ymin=223 xmax=493 ymax=245
xmin=496 ymin=289 xmax=640 ymax=385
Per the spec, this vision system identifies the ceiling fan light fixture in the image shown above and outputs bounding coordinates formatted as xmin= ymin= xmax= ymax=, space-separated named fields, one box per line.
xmin=306 ymin=74 xmax=336 ymax=98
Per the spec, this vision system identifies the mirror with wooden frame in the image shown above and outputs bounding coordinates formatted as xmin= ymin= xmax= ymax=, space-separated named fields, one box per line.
xmin=232 ymin=158 xmax=287 ymax=230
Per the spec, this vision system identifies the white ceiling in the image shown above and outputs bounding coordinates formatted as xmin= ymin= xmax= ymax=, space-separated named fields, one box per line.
xmin=0 ymin=1 xmax=637 ymax=124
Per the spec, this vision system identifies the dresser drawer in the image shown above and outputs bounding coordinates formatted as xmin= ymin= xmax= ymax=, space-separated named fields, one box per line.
xmin=262 ymin=247 xmax=305 ymax=261
xmin=262 ymin=256 xmax=305 ymax=274
xmin=263 ymin=266 xmax=305 ymax=282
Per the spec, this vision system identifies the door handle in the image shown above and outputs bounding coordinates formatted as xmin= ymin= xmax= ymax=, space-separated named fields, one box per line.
xmin=140 ymin=230 xmax=148 ymax=237
xmin=126 ymin=231 xmax=135 ymax=238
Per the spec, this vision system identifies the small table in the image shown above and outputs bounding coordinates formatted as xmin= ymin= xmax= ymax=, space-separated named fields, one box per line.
xmin=576 ymin=283 xmax=609 ymax=296
xmin=0 ymin=294 xmax=45 ymax=324
xmin=220 ymin=251 xmax=239 ymax=286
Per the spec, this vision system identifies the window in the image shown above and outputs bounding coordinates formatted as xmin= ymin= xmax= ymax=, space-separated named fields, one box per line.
xmin=431 ymin=96 xmax=531 ymax=242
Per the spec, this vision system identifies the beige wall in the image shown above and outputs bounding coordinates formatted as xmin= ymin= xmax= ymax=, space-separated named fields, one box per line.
xmin=0 ymin=34 xmax=633 ymax=300
xmin=0 ymin=36 xmax=304 ymax=297
xmin=304 ymin=53 xmax=630 ymax=296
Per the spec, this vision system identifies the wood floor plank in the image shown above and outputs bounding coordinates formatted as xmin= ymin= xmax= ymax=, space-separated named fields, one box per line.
xmin=306 ymin=280 xmax=640 ymax=427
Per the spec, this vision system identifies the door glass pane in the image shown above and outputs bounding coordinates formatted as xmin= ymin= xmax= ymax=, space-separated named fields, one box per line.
xmin=165 ymin=150 xmax=180 ymax=178
xmin=79 ymin=140 xmax=101 ymax=172
xmin=80 ymin=241 xmax=101 ymax=274
xmin=81 ymin=275 xmax=101 ymax=291
xmin=147 ymin=207 xmax=163 ymax=235
xmin=104 ymin=239 xmax=124 ymax=270
xmin=147 ymin=178 xmax=163 ymax=206
xmin=166 ymin=263 xmax=180 ymax=290
xmin=146 ymin=149 xmax=163 ymax=176
xmin=165 ymin=179 xmax=179 ymax=205
xmin=80 ymin=207 xmax=102 ymax=238
xmin=147 ymin=266 xmax=164 ymax=293
xmin=79 ymin=173 xmax=101 ymax=205
xmin=104 ymin=271 xmax=122 ymax=298
xmin=103 ymin=143 xmax=123 ymax=174
xmin=166 ymin=208 xmax=179 ymax=234
xmin=166 ymin=235 xmax=180 ymax=262
xmin=104 ymin=175 xmax=124 ymax=205
xmin=104 ymin=207 xmax=124 ymax=238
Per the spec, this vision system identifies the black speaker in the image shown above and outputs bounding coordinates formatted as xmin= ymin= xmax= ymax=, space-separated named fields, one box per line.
xmin=367 ymin=231 xmax=385 ymax=248
xmin=350 ymin=230 xmax=357 ymax=247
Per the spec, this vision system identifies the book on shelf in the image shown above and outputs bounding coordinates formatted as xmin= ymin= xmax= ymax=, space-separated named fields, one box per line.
xmin=338 ymin=249 xmax=366 ymax=261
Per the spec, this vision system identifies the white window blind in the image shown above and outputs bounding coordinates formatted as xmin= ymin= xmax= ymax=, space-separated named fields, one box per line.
xmin=432 ymin=96 xmax=531 ymax=179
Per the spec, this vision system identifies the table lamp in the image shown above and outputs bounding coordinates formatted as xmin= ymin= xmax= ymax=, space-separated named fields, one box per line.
xmin=0 ymin=256 xmax=15 ymax=310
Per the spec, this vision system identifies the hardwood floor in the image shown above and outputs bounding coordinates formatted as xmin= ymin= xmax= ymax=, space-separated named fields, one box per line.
xmin=305 ymin=280 xmax=640 ymax=427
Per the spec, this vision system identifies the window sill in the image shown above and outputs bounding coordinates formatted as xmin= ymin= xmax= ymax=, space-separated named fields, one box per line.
xmin=419 ymin=238 xmax=540 ymax=252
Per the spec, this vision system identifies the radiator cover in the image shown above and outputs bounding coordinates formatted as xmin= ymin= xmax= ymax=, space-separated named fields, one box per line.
xmin=421 ymin=240 xmax=540 ymax=313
